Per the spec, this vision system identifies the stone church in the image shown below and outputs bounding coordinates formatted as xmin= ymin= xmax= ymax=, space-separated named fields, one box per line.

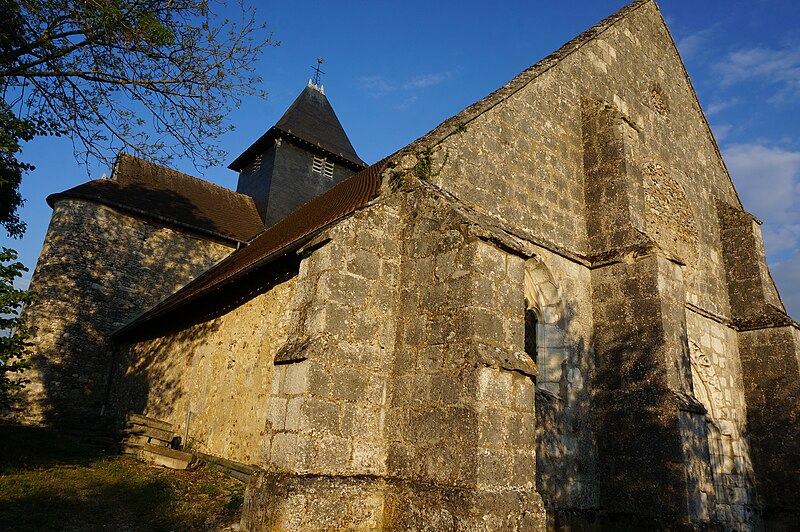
xmin=18 ymin=0 xmax=799 ymax=529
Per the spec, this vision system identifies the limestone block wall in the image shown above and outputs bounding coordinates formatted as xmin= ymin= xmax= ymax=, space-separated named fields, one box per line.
xmin=386 ymin=195 xmax=534 ymax=496
xmin=590 ymin=254 xmax=710 ymax=525
xmin=397 ymin=4 xmax=790 ymax=527
xmin=686 ymin=311 xmax=760 ymax=528
xmin=737 ymin=324 xmax=800 ymax=529
xmin=244 ymin=188 xmax=548 ymax=530
xmin=381 ymin=190 xmax=545 ymax=529
xmin=426 ymin=74 xmax=588 ymax=256
xmin=426 ymin=1 xmax=739 ymax=320
xmin=560 ymin=5 xmax=739 ymax=319
xmin=245 ymin=199 xmax=405 ymax=530
xmin=114 ymin=273 xmax=297 ymax=465
xmin=19 ymin=199 xmax=232 ymax=428
xmin=525 ymin=249 xmax=598 ymax=520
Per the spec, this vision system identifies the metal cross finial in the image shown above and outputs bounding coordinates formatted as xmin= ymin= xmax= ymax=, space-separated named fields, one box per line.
xmin=311 ymin=57 xmax=326 ymax=86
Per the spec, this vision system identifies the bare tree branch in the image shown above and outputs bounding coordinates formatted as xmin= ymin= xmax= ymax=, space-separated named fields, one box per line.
xmin=1 ymin=0 xmax=275 ymax=170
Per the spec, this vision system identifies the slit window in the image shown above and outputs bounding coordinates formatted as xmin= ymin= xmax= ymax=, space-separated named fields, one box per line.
xmin=524 ymin=298 xmax=538 ymax=364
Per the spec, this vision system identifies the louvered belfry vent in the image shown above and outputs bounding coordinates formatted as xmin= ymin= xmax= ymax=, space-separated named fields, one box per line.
xmin=231 ymin=77 xmax=366 ymax=227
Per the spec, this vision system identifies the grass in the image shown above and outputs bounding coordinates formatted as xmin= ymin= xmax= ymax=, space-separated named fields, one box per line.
xmin=0 ymin=424 xmax=245 ymax=531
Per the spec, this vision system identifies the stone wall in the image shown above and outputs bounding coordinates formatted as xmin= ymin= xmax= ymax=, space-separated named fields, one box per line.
xmin=377 ymin=2 xmax=795 ymax=528
xmin=18 ymin=199 xmax=232 ymax=429
xmin=686 ymin=310 xmax=760 ymax=528
xmin=113 ymin=271 xmax=297 ymax=464
xmin=422 ymin=1 xmax=738 ymax=320
xmin=737 ymin=324 xmax=800 ymax=529
xmin=27 ymin=2 xmax=796 ymax=529
xmin=243 ymin=188 xmax=547 ymax=530
xmin=524 ymin=249 xmax=597 ymax=522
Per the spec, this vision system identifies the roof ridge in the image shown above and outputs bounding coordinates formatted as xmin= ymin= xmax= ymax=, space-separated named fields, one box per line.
xmin=115 ymin=153 xmax=252 ymax=200
xmin=114 ymin=159 xmax=388 ymax=339
xmin=394 ymin=0 xmax=654 ymax=158
xmin=50 ymin=154 xmax=265 ymax=243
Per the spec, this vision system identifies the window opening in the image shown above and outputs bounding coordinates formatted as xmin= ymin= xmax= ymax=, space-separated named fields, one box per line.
xmin=524 ymin=297 xmax=538 ymax=365
xmin=312 ymin=156 xmax=335 ymax=178
xmin=312 ymin=156 xmax=324 ymax=174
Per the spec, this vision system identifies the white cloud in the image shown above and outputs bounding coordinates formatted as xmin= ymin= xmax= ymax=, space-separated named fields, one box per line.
xmin=706 ymin=98 xmax=738 ymax=116
xmin=712 ymin=45 xmax=800 ymax=100
xmin=676 ymin=25 xmax=719 ymax=58
xmin=723 ymin=143 xmax=800 ymax=225
xmin=725 ymin=143 xmax=800 ymax=318
xmin=394 ymin=95 xmax=418 ymax=112
xmin=401 ymin=73 xmax=451 ymax=90
xmin=762 ymin=224 xmax=800 ymax=257
xmin=360 ymin=72 xmax=451 ymax=96
xmin=710 ymin=123 xmax=733 ymax=142
xmin=770 ymin=252 xmax=800 ymax=319
xmin=360 ymin=75 xmax=394 ymax=93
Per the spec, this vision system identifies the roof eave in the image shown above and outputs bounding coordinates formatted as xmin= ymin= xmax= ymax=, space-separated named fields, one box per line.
xmin=47 ymin=192 xmax=250 ymax=246
xmin=228 ymin=126 xmax=367 ymax=172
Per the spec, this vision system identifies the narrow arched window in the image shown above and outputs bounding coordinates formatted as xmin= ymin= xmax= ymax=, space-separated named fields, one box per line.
xmin=524 ymin=298 xmax=538 ymax=365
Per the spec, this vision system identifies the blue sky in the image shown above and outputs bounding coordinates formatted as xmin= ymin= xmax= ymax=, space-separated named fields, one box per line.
xmin=6 ymin=0 xmax=800 ymax=316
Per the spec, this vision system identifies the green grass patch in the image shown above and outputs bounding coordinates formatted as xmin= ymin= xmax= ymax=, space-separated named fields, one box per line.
xmin=0 ymin=424 xmax=245 ymax=531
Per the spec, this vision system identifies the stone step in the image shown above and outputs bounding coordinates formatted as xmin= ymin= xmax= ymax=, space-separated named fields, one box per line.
xmin=193 ymin=451 xmax=256 ymax=476
xmin=122 ymin=443 xmax=144 ymax=455
xmin=124 ymin=433 xmax=170 ymax=449
xmin=137 ymin=443 xmax=194 ymax=470
xmin=127 ymin=413 xmax=173 ymax=432
xmin=122 ymin=423 xmax=176 ymax=444
xmin=208 ymin=464 xmax=250 ymax=483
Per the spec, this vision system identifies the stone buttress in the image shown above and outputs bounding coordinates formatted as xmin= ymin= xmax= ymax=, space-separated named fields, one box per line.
xmin=241 ymin=190 xmax=547 ymax=530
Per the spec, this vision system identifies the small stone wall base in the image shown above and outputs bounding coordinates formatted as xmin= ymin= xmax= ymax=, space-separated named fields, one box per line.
xmin=241 ymin=472 xmax=547 ymax=531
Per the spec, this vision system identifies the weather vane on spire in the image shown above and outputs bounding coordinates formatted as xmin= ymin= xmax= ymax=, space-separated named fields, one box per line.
xmin=311 ymin=57 xmax=326 ymax=87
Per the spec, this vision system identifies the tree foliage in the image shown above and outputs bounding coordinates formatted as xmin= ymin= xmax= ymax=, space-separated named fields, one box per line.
xmin=0 ymin=0 xmax=273 ymax=411
xmin=1 ymin=0 xmax=274 ymax=171
xmin=0 ymin=248 xmax=34 ymax=409
xmin=0 ymin=102 xmax=38 ymax=237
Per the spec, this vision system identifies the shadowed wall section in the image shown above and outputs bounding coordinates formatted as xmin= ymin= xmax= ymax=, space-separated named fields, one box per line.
xmin=18 ymin=199 xmax=233 ymax=430
xmin=111 ymin=267 xmax=298 ymax=464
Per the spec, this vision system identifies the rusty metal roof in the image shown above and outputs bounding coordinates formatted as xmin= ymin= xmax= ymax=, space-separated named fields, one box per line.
xmin=114 ymin=158 xmax=387 ymax=338
xmin=48 ymin=154 xmax=264 ymax=244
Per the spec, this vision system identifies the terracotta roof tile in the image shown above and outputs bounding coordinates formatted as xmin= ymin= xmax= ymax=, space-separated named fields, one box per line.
xmin=115 ymin=158 xmax=387 ymax=338
xmin=47 ymin=154 xmax=264 ymax=243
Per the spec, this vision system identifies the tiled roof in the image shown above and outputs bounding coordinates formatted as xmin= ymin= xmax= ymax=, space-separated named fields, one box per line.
xmin=114 ymin=158 xmax=387 ymax=338
xmin=229 ymin=84 xmax=366 ymax=171
xmin=47 ymin=154 xmax=264 ymax=243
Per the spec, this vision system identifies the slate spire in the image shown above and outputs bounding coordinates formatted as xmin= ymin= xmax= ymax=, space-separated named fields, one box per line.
xmin=229 ymin=82 xmax=365 ymax=171
xmin=230 ymin=80 xmax=367 ymax=227
xmin=272 ymin=82 xmax=365 ymax=167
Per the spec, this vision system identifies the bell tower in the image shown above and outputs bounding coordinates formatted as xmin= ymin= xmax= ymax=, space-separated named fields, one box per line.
xmin=229 ymin=71 xmax=366 ymax=227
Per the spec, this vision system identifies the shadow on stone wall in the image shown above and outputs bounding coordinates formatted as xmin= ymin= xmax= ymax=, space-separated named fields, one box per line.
xmin=537 ymin=293 xmax=737 ymax=528
xmin=107 ymin=257 xmax=298 ymax=437
xmin=590 ymin=324 xmax=709 ymax=528
xmin=534 ymin=304 xmax=598 ymax=529
xmin=22 ymin=184 xmax=235 ymax=433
